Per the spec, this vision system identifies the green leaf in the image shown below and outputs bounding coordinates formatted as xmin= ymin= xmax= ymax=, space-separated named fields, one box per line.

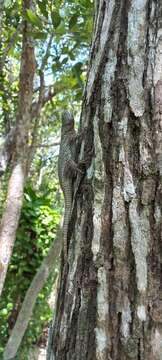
xmin=30 ymin=31 xmax=47 ymax=40
xmin=68 ymin=51 xmax=75 ymax=60
xmin=62 ymin=46 xmax=68 ymax=54
xmin=24 ymin=193 xmax=31 ymax=202
xmin=1 ymin=309 xmax=8 ymax=316
xmin=56 ymin=21 xmax=65 ymax=35
xmin=4 ymin=0 xmax=12 ymax=7
xmin=7 ymin=302 xmax=13 ymax=310
xmin=26 ymin=9 xmax=43 ymax=29
xmin=72 ymin=62 xmax=84 ymax=88
xmin=52 ymin=61 xmax=62 ymax=72
xmin=61 ymin=57 xmax=68 ymax=65
xmin=69 ymin=14 xmax=78 ymax=29
xmin=38 ymin=0 xmax=48 ymax=18
xmin=51 ymin=11 xmax=62 ymax=29
xmin=73 ymin=62 xmax=83 ymax=72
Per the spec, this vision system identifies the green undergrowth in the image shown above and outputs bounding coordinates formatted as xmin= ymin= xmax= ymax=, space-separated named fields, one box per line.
xmin=0 ymin=182 xmax=61 ymax=358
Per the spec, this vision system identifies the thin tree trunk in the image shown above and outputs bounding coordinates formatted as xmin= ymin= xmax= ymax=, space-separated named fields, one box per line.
xmin=0 ymin=0 xmax=36 ymax=297
xmin=3 ymin=226 xmax=62 ymax=360
xmin=0 ymin=0 xmax=4 ymax=39
xmin=48 ymin=1 xmax=162 ymax=359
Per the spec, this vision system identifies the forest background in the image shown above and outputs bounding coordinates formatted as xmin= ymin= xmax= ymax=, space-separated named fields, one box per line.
xmin=0 ymin=0 xmax=93 ymax=358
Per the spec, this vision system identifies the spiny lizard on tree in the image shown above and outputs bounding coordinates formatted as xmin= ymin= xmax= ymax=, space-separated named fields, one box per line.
xmin=58 ymin=111 xmax=84 ymax=261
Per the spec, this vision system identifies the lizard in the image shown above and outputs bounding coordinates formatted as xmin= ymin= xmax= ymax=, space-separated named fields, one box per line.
xmin=58 ymin=110 xmax=84 ymax=261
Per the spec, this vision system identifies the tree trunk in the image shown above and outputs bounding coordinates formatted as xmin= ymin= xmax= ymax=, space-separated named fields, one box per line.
xmin=48 ymin=1 xmax=162 ymax=359
xmin=0 ymin=0 xmax=36 ymax=297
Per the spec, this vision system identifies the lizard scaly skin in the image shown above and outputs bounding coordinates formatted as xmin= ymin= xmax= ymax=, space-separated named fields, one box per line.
xmin=58 ymin=111 xmax=81 ymax=260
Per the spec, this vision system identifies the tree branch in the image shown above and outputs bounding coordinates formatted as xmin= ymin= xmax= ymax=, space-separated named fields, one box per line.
xmin=36 ymin=141 xmax=60 ymax=148
xmin=3 ymin=226 xmax=62 ymax=360
xmin=31 ymin=33 xmax=53 ymax=120
xmin=1 ymin=22 xmax=23 ymax=68
xmin=27 ymin=34 xmax=54 ymax=171
xmin=31 ymin=87 xmax=55 ymax=118
xmin=31 ymin=80 xmax=67 ymax=119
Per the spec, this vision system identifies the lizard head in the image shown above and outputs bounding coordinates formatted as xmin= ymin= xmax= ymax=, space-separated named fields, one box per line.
xmin=61 ymin=111 xmax=74 ymax=130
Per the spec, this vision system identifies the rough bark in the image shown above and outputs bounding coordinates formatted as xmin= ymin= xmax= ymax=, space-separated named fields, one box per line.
xmin=48 ymin=1 xmax=162 ymax=359
xmin=0 ymin=0 xmax=36 ymax=297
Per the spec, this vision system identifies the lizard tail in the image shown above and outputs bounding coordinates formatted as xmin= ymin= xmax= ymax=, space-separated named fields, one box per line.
xmin=63 ymin=189 xmax=72 ymax=258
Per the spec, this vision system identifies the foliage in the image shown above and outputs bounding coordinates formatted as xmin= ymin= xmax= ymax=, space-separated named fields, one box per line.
xmin=0 ymin=0 xmax=93 ymax=356
xmin=0 ymin=183 xmax=61 ymax=356
xmin=0 ymin=0 xmax=93 ymax=133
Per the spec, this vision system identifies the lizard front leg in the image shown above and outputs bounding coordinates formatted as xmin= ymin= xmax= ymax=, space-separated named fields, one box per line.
xmin=64 ymin=159 xmax=84 ymax=177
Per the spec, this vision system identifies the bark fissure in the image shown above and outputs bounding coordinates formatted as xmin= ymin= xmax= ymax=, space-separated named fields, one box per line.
xmin=48 ymin=1 xmax=162 ymax=359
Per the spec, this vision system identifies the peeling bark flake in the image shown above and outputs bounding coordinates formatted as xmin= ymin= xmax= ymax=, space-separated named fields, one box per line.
xmin=129 ymin=200 xmax=148 ymax=292
xmin=92 ymin=111 xmax=104 ymax=260
xmin=137 ymin=305 xmax=146 ymax=322
xmin=112 ymin=185 xmax=128 ymax=256
xmin=121 ymin=298 xmax=131 ymax=338
xmin=95 ymin=267 xmax=109 ymax=359
xmin=127 ymin=0 xmax=147 ymax=116
xmin=152 ymin=329 xmax=162 ymax=360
